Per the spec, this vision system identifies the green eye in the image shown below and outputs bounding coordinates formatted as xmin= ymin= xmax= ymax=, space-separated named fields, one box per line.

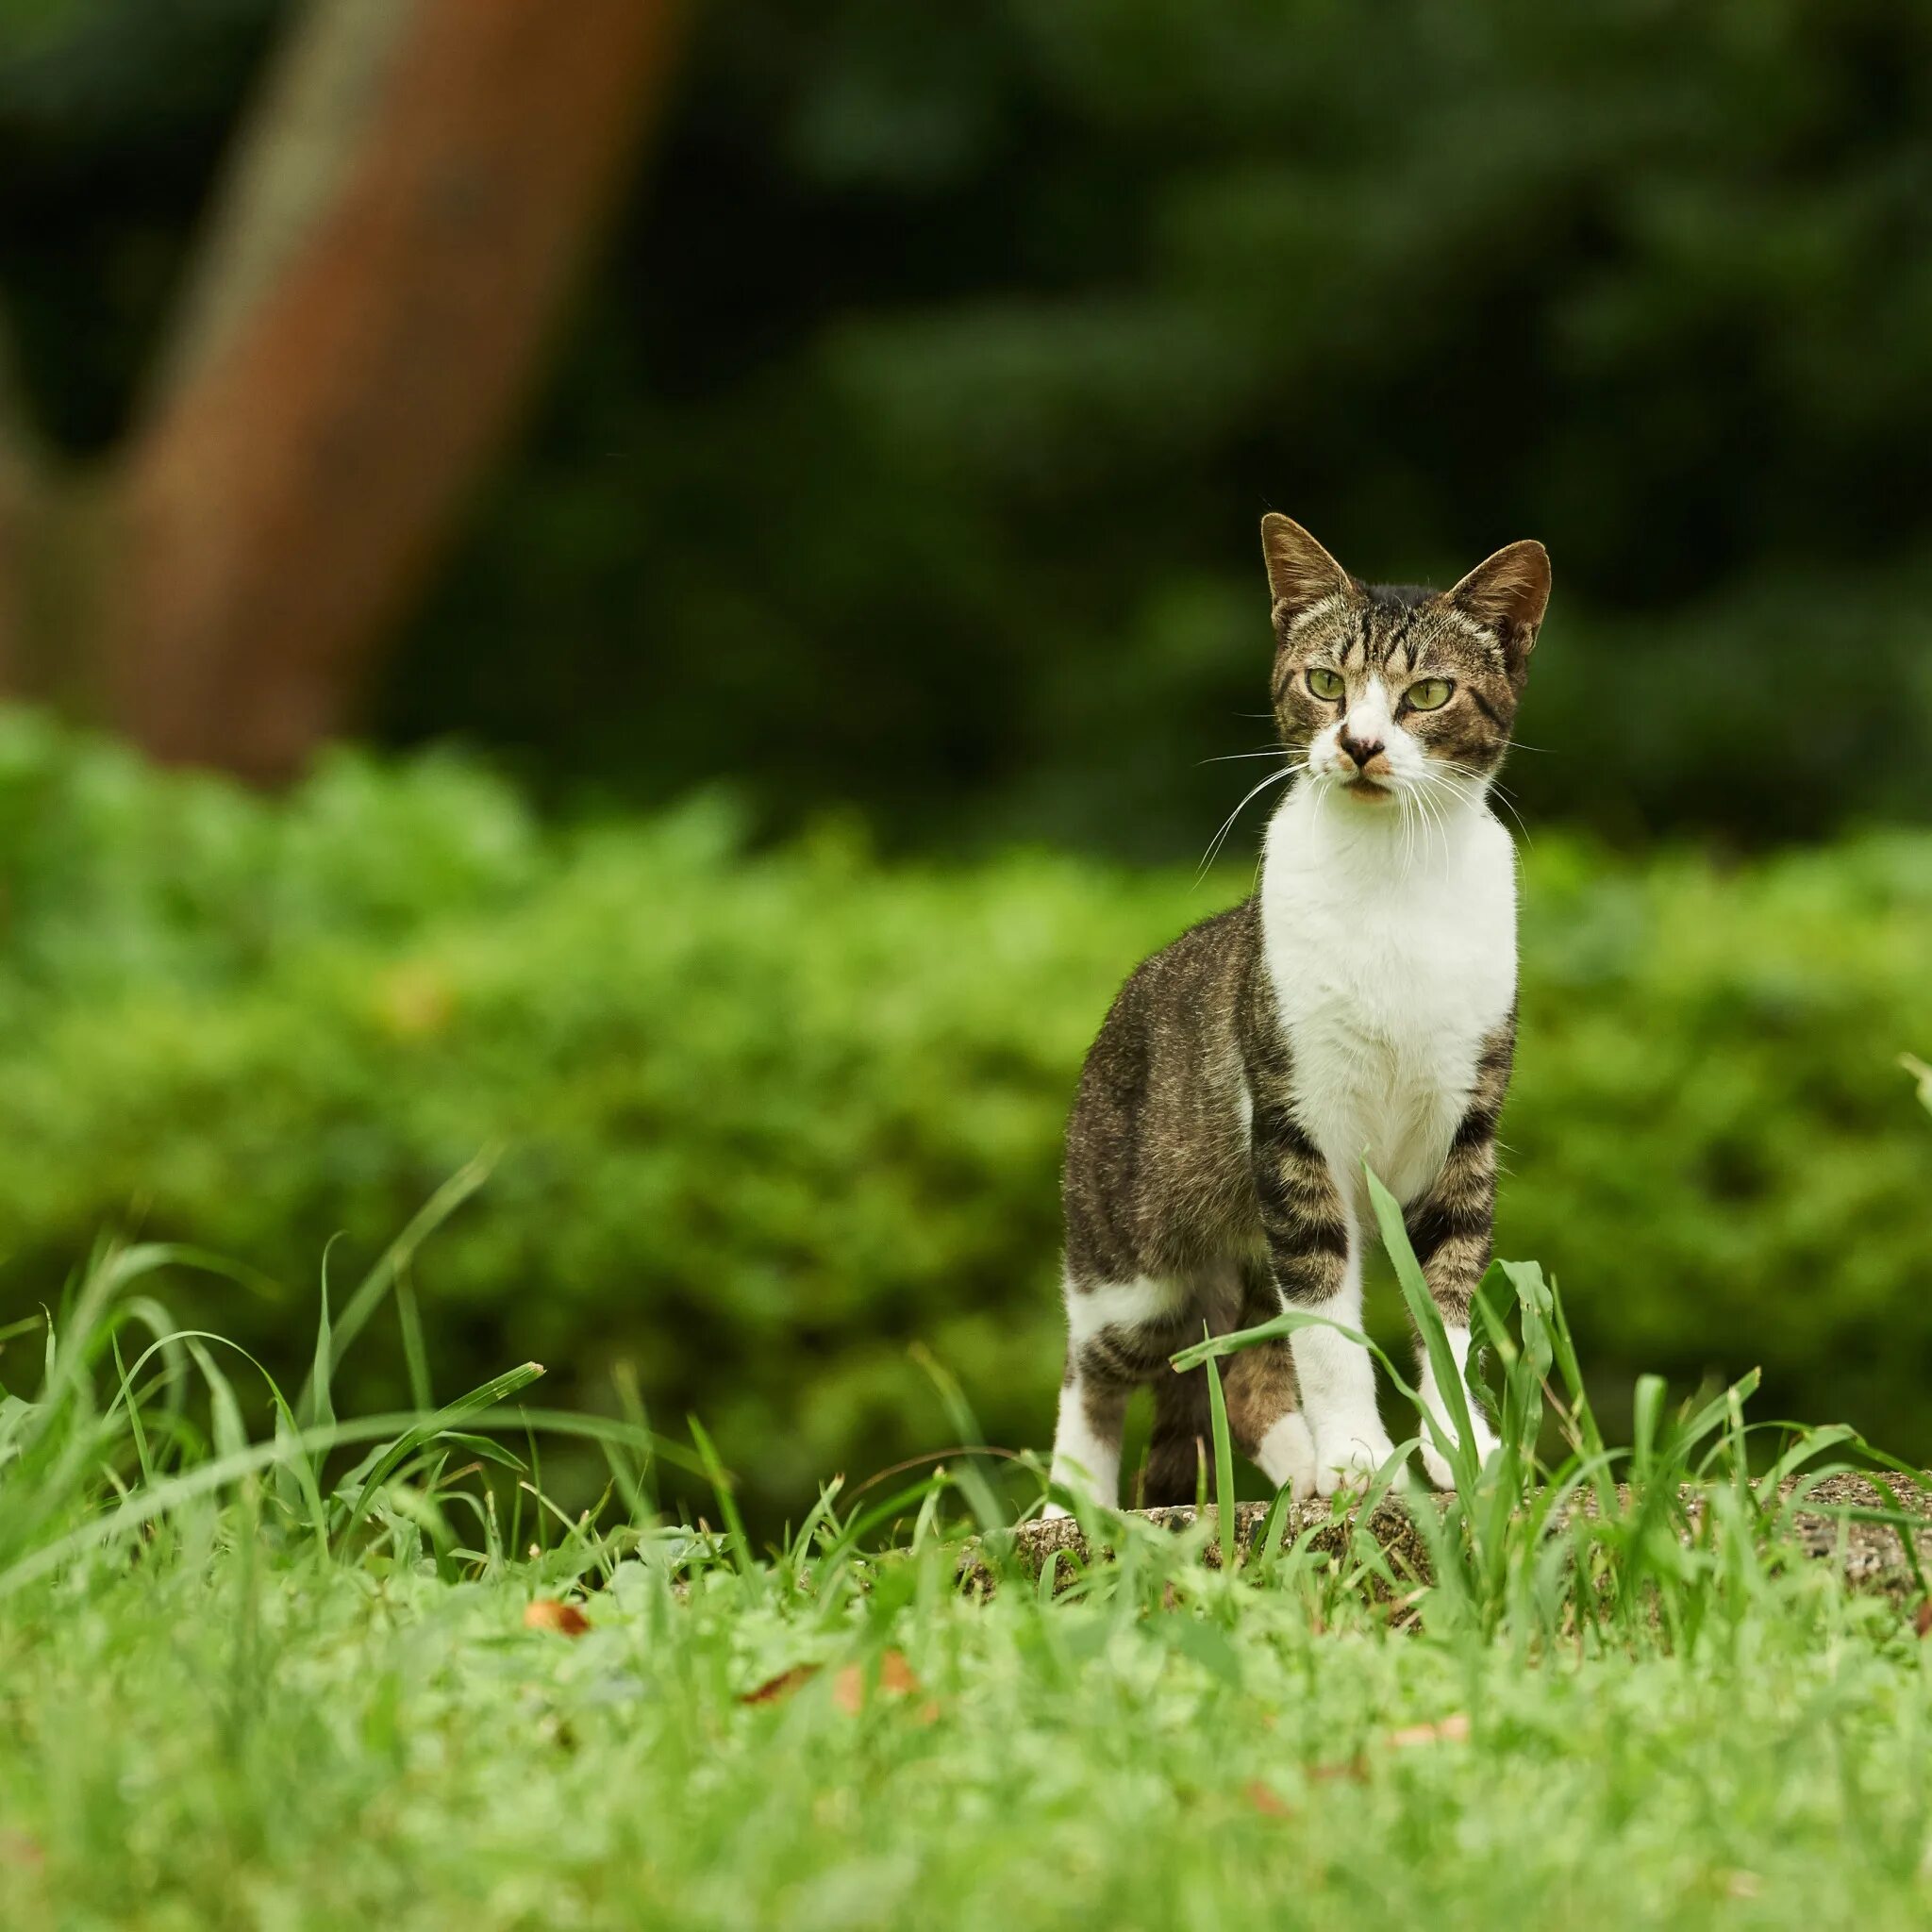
xmin=1406 ymin=678 xmax=1454 ymax=712
xmin=1306 ymin=668 xmax=1345 ymax=701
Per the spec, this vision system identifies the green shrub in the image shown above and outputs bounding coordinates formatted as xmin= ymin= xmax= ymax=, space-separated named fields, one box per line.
xmin=1 ymin=711 xmax=1928 ymax=1523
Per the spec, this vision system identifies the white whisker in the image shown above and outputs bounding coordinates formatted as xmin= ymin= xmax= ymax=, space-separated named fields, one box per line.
xmin=1411 ymin=780 xmax=1446 ymax=866
xmin=1422 ymin=758 xmax=1533 ymax=849
xmin=1195 ymin=762 xmax=1302 ymax=879
xmin=1199 ymin=746 xmax=1294 ymax=766
xmin=1450 ymin=766 xmax=1530 ymax=845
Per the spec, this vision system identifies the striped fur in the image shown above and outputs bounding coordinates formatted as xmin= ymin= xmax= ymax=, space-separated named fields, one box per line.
xmin=1046 ymin=518 xmax=1548 ymax=1513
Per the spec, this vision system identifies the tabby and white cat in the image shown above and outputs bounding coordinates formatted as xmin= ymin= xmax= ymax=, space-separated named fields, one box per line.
xmin=1046 ymin=515 xmax=1549 ymax=1512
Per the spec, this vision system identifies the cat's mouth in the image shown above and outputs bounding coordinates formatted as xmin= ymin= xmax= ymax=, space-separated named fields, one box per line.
xmin=1341 ymin=776 xmax=1393 ymax=801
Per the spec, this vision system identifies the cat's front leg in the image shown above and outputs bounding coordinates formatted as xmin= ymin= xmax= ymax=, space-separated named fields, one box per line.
xmin=1403 ymin=1018 xmax=1514 ymax=1488
xmin=1253 ymin=1108 xmax=1393 ymax=1497
xmin=1411 ymin=1328 xmax=1499 ymax=1491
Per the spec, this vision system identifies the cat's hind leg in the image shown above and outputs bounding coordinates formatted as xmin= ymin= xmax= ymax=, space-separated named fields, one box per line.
xmin=1223 ymin=1341 xmax=1316 ymax=1503
xmin=1045 ymin=1274 xmax=1191 ymax=1518
xmin=1075 ymin=1263 xmax=1315 ymax=1511
xmin=1140 ymin=1357 xmax=1313 ymax=1505
xmin=1141 ymin=1366 xmax=1210 ymax=1507
xmin=1217 ymin=1262 xmax=1315 ymax=1502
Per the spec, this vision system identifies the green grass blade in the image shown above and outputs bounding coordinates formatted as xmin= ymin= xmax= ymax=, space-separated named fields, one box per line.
xmin=306 ymin=1147 xmax=499 ymax=1402
xmin=304 ymin=1239 xmax=339 ymax=1434
xmin=109 ymin=1332 xmax=156 ymax=1491
xmin=909 ymin=1343 xmax=1008 ymax=1535
xmin=0 ymin=1411 xmax=446 ymax=1599
xmin=394 ymin=1265 xmax=433 ymax=1413
xmin=1366 ymin=1163 xmax=1477 ymax=1495
xmin=334 ymin=1361 xmax=544 ymax=1547
xmin=688 ymin=1415 xmax=758 ymax=1586
xmin=1202 ymin=1333 xmax=1237 ymax=1573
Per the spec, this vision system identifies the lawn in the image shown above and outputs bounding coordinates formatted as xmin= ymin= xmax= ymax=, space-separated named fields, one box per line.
xmin=5 ymin=1507 xmax=1929 ymax=1932
xmin=4 ymin=1208 xmax=1932 ymax=1931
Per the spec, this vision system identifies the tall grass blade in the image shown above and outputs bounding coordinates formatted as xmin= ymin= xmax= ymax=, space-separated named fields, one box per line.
xmin=334 ymin=1361 xmax=544 ymax=1546
xmin=304 ymin=1239 xmax=339 ymax=1433
xmin=909 ymin=1343 xmax=1008 ymax=1536
xmin=394 ymin=1265 xmax=433 ymax=1412
xmin=1202 ymin=1335 xmax=1237 ymax=1572
xmin=304 ymin=1146 xmax=499 ymax=1404
xmin=1366 ymin=1164 xmax=1478 ymax=1494
xmin=688 ymin=1415 xmax=758 ymax=1585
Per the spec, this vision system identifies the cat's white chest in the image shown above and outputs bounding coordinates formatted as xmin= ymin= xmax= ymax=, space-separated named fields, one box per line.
xmin=1258 ymin=791 xmax=1517 ymax=1208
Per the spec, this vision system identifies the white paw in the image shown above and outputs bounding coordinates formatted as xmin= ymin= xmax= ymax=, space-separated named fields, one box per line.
xmin=1419 ymin=1415 xmax=1500 ymax=1491
xmin=1254 ymin=1412 xmax=1317 ymax=1503
xmin=1310 ymin=1420 xmax=1397 ymax=1499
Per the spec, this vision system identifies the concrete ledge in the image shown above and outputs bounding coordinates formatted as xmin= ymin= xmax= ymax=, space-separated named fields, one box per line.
xmin=969 ymin=1472 xmax=1932 ymax=1601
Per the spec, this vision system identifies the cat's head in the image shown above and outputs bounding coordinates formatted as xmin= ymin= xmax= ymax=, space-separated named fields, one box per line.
xmin=1260 ymin=514 xmax=1549 ymax=808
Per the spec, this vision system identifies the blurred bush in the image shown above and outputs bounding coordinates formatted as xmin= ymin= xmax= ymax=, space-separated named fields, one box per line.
xmin=2 ymin=713 xmax=1928 ymax=1519
xmin=5 ymin=1 xmax=1931 ymax=850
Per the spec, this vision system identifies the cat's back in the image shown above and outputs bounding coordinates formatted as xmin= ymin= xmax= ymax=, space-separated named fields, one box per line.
xmin=1062 ymin=899 xmax=1262 ymax=1275
xmin=1075 ymin=899 xmax=1257 ymax=1106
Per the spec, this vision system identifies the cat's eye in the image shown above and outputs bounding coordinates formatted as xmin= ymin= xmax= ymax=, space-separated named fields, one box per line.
xmin=1405 ymin=678 xmax=1454 ymax=711
xmin=1306 ymin=668 xmax=1345 ymax=702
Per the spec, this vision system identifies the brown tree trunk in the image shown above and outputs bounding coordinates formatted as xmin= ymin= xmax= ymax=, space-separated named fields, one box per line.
xmin=0 ymin=466 xmax=24 ymax=694
xmin=3 ymin=0 xmax=681 ymax=780
xmin=0 ymin=328 xmax=32 ymax=695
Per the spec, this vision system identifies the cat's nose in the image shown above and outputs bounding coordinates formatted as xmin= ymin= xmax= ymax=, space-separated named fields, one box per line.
xmin=1339 ymin=732 xmax=1385 ymax=770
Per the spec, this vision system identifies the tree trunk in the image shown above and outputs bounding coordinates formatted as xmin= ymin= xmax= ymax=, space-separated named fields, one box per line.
xmin=0 ymin=0 xmax=682 ymax=781
xmin=0 ymin=324 xmax=33 ymax=694
xmin=0 ymin=465 xmax=24 ymax=695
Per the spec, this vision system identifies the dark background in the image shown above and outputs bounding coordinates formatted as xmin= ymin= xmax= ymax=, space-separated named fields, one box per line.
xmin=6 ymin=0 xmax=1930 ymax=850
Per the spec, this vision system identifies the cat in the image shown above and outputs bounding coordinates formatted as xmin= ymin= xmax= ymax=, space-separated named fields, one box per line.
xmin=1045 ymin=514 xmax=1549 ymax=1513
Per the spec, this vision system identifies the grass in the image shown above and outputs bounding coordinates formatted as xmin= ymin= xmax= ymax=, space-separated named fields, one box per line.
xmin=7 ymin=1518 xmax=1931 ymax=1931
xmin=3 ymin=1177 xmax=1932 ymax=1930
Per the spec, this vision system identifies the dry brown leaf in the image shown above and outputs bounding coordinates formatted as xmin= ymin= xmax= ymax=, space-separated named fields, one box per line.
xmin=833 ymin=1648 xmax=922 ymax=1715
xmin=1388 ymin=1712 xmax=1471 ymax=1749
xmin=1244 ymin=1780 xmax=1295 ymax=1818
xmin=739 ymin=1664 xmax=821 ymax=1707
xmin=523 ymin=1598 xmax=591 ymax=1637
xmin=1914 ymin=1599 xmax=1932 ymax=1639
xmin=740 ymin=1650 xmax=929 ymax=1715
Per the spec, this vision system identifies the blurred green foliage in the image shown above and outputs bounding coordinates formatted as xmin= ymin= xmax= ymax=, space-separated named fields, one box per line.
xmin=1 ymin=714 xmax=1927 ymax=1524
xmin=3 ymin=0 xmax=1931 ymax=851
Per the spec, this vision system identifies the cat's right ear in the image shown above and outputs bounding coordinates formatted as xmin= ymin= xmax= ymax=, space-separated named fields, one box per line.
xmin=1260 ymin=514 xmax=1352 ymax=626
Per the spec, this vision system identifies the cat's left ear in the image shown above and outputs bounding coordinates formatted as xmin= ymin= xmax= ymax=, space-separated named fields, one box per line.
xmin=1443 ymin=541 xmax=1551 ymax=677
